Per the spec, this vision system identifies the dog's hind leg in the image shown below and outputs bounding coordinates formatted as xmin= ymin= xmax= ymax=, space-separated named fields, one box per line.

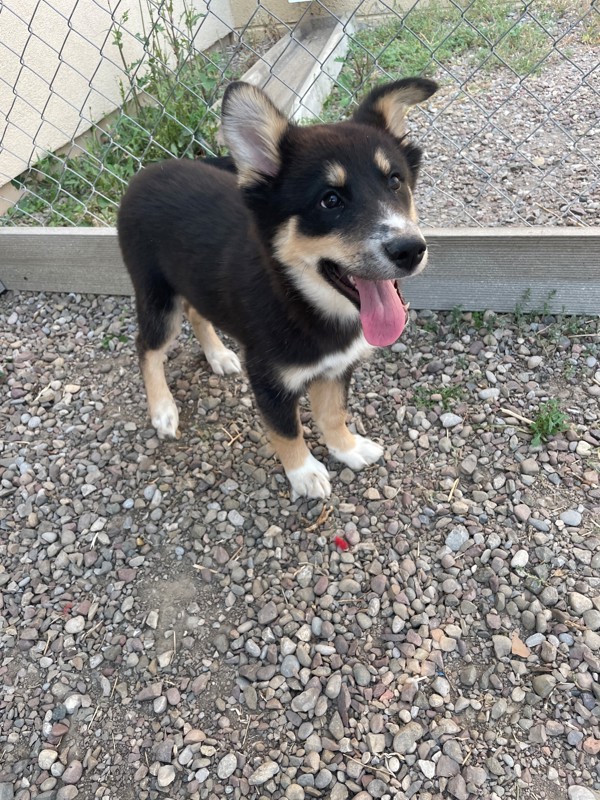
xmin=309 ymin=375 xmax=383 ymax=470
xmin=183 ymin=301 xmax=242 ymax=376
xmin=138 ymin=294 xmax=182 ymax=440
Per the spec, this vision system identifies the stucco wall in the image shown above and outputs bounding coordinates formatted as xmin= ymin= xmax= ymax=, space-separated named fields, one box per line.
xmin=0 ymin=0 xmax=234 ymax=192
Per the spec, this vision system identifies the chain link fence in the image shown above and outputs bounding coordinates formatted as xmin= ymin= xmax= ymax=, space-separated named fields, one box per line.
xmin=1 ymin=0 xmax=598 ymax=230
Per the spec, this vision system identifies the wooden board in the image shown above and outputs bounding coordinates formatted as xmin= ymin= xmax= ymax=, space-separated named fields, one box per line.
xmin=1 ymin=227 xmax=599 ymax=314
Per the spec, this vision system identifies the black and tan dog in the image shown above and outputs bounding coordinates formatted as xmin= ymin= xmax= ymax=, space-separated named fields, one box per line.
xmin=118 ymin=77 xmax=437 ymax=499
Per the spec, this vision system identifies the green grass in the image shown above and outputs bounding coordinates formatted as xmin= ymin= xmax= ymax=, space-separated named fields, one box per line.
xmin=325 ymin=0 xmax=562 ymax=119
xmin=530 ymin=399 xmax=570 ymax=446
xmin=414 ymin=384 xmax=464 ymax=411
xmin=3 ymin=0 xmax=248 ymax=227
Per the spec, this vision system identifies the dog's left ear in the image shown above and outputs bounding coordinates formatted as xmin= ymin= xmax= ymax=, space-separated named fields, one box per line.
xmin=221 ymin=82 xmax=288 ymax=185
xmin=352 ymin=78 xmax=437 ymax=139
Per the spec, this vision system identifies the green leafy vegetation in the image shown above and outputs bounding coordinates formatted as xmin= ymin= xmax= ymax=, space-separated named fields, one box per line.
xmin=325 ymin=0 xmax=564 ymax=119
xmin=3 ymin=0 xmax=249 ymax=227
xmin=414 ymin=384 xmax=464 ymax=410
xmin=530 ymin=399 xmax=570 ymax=446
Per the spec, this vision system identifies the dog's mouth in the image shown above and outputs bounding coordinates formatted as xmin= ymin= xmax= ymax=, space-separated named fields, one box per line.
xmin=320 ymin=260 xmax=410 ymax=347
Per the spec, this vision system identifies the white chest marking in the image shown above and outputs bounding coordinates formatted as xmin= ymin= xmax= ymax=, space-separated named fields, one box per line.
xmin=280 ymin=334 xmax=373 ymax=394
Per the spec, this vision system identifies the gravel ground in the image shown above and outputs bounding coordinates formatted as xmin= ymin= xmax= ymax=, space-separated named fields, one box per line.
xmin=1 ymin=290 xmax=600 ymax=800
xmin=413 ymin=39 xmax=600 ymax=229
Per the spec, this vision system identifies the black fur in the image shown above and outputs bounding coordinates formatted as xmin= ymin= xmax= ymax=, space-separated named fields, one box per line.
xmin=118 ymin=78 xmax=437 ymax=481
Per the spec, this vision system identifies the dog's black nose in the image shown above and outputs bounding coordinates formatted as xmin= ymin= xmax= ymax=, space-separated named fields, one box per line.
xmin=384 ymin=237 xmax=427 ymax=272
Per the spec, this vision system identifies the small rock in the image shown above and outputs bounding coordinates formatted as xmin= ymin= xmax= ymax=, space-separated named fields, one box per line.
xmin=258 ymin=601 xmax=278 ymax=625
xmin=291 ymin=686 xmax=321 ymax=713
xmin=445 ymin=526 xmax=469 ymax=552
xmin=568 ymin=788 xmax=600 ymax=800
xmin=38 ymin=750 xmax=58 ymax=770
xmin=460 ymin=454 xmax=478 ymax=475
xmin=62 ymin=761 xmax=83 ymax=785
xmin=0 ymin=785 xmax=14 ymax=800
xmin=64 ymin=616 xmax=85 ymax=635
xmin=479 ymin=387 xmax=500 ymax=400
xmin=569 ymin=592 xmax=593 ymax=615
xmin=514 ymin=503 xmax=531 ymax=522
xmin=57 ymin=788 xmax=78 ymax=800
xmin=520 ymin=458 xmax=539 ymax=475
xmin=447 ymin=774 xmax=469 ymax=800
xmin=217 ymin=753 xmax=237 ymax=779
xmin=560 ymin=509 xmax=582 ymax=527
xmin=532 ymin=674 xmax=556 ymax=698
xmin=510 ymin=549 xmax=529 ymax=569
xmin=393 ymin=721 xmax=424 ymax=754
xmin=441 ymin=413 xmax=463 ymax=428
xmin=156 ymin=765 xmax=175 ymax=788
xmin=248 ymin=760 xmax=280 ymax=785
xmin=492 ymin=635 xmax=512 ymax=659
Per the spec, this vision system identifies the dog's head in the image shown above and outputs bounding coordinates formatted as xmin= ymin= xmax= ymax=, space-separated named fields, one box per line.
xmin=221 ymin=78 xmax=437 ymax=347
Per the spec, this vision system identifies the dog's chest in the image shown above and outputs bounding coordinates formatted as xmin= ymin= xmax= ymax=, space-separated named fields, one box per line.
xmin=279 ymin=335 xmax=374 ymax=393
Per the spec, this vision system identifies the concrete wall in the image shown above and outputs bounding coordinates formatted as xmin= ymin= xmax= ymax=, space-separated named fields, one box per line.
xmin=0 ymin=0 xmax=235 ymax=196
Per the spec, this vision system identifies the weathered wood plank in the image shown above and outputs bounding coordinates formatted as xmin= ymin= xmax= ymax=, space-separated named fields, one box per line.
xmin=1 ymin=227 xmax=599 ymax=314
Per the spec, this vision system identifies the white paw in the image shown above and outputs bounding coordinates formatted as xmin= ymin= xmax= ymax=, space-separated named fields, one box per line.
xmin=205 ymin=347 xmax=242 ymax=376
xmin=287 ymin=454 xmax=331 ymax=500
xmin=330 ymin=435 xmax=383 ymax=470
xmin=150 ymin=397 xmax=180 ymax=439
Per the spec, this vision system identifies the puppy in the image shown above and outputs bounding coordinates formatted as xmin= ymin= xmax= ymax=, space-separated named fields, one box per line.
xmin=118 ymin=77 xmax=437 ymax=498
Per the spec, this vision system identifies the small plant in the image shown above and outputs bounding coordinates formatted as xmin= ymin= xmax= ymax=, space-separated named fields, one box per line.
xmin=450 ymin=305 xmax=464 ymax=334
xmin=101 ymin=332 xmax=129 ymax=350
xmin=414 ymin=384 xmax=463 ymax=410
xmin=530 ymin=400 xmax=569 ymax=446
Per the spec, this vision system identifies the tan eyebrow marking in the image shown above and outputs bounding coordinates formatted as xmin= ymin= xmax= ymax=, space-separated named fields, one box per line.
xmin=374 ymin=147 xmax=391 ymax=175
xmin=325 ymin=162 xmax=346 ymax=186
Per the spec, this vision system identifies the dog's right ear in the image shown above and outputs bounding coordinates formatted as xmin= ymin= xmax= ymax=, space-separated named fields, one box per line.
xmin=221 ymin=82 xmax=288 ymax=186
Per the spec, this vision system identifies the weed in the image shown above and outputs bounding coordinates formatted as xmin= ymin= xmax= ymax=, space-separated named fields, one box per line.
xmin=530 ymin=399 xmax=569 ymax=446
xmin=3 ymin=0 xmax=251 ymax=227
xmin=450 ymin=305 xmax=464 ymax=335
xmin=514 ymin=288 xmax=533 ymax=328
xmin=420 ymin=318 xmax=439 ymax=334
xmin=101 ymin=333 xmax=129 ymax=350
xmin=414 ymin=384 xmax=464 ymax=410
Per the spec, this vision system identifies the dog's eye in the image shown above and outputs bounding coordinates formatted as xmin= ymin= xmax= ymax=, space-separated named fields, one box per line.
xmin=320 ymin=191 xmax=343 ymax=209
xmin=388 ymin=173 xmax=403 ymax=191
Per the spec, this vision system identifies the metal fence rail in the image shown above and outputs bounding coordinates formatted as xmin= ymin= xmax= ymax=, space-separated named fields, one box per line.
xmin=1 ymin=0 xmax=598 ymax=230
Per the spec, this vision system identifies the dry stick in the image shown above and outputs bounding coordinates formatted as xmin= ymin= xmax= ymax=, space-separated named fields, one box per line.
xmin=447 ymin=477 xmax=460 ymax=502
xmin=499 ymin=407 xmax=535 ymax=426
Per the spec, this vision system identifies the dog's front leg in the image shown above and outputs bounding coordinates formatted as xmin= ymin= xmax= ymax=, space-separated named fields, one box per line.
xmin=309 ymin=375 xmax=383 ymax=469
xmin=249 ymin=372 xmax=331 ymax=500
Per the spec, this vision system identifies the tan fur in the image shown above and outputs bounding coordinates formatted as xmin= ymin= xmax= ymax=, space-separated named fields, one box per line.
xmin=140 ymin=311 xmax=181 ymax=438
xmin=325 ymin=161 xmax=347 ymax=187
xmin=374 ymin=84 xmax=433 ymax=138
xmin=268 ymin=427 xmax=311 ymax=472
xmin=223 ymin=85 xmax=288 ymax=187
xmin=273 ymin=216 xmax=358 ymax=268
xmin=374 ymin=147 xmax=391 ymax=175
xmin=309 ymin=378 xmax=355 ymax=453
xmin=184 ymin=301 xmax=226 ymax=354
xmin=272 ymin=217 xmax=361 ymax=322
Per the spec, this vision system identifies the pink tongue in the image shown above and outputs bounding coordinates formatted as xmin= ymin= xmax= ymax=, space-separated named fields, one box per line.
xmin=353 ymin=278 xmax=407 ymax=347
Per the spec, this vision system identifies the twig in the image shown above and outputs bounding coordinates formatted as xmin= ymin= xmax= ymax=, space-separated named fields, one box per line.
xmin=305 ymin=504 xmax=332 ymax=532
xmin=499 ymin=407 xmax=535 ymax=425
xmin=447 ymin=477 xmax=459 ymax=502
